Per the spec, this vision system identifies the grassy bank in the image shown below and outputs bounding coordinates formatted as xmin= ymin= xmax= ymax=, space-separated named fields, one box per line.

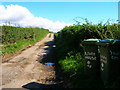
xmin=2 ymin=26 xmax=49 ymax=55
xmin=55 ymin=20 xmax=120 ymax=88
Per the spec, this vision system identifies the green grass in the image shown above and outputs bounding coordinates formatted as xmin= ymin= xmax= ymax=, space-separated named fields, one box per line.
xmin=20 ymin=65 xmax=25 ymax=68
xmin=2 ymin=32 xmax=48 ymax=54
xmin=58 ymin=52 xmax=84 ymax=76
xmin=49 ymin=34 xmax=51 ymax=38
xmin=24 ymin=61 xmax=29 ymax=65
xmin=44 ymin=41 xmax=49 ymax=44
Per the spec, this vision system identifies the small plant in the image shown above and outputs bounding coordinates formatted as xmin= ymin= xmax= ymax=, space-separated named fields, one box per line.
xmin=21 ymin=65 xmax=24 ymax=68
xmin=24 ymin=61 xmax=29 ymax=65
xmin=44 ymin=41 xmax=49 ymax=44
xmin=49 ymin=34 xmax=51 ymax=38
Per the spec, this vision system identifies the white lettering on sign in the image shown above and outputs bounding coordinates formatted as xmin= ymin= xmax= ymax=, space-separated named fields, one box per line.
xmin=87 ymin=61 xmax=92 ymax=68
xmin=89 ymin=65 xmax=92 ymax=68
xmin=85 ymin=52 xmax=96 ymax=56
xmin=85 ymin=56 xmax=96 ymax=61
xmin=100 ymin=55 xmax=107 ymax=64
xmin=87 ymin=61 xmax=91 ymax=65
xmin=100 ymin=55 xmax=107 ymax=71
xmin=85 ymin=52 xmax=97 ymax=61
xmin=110 ymin=50 xmax=120 ymax=56
xmin=110 ymin=50 xmax=120 ymax=60
xmin=101 ymin=63 xmax=104 ymax=71
xmin=101 ymin=63 xmax=104 ymax=68
xmin=100 ymin=55 xmax=107 ymax=60
xmin=111 ymin=56 xmax=119 ymax=60
xmin=85 ymin=52 xmax=97 ymax=69
xmin=87 ymin=64 xmax=92 ymax=68
xmin=101 ymin=67 xmax=104 ymax=71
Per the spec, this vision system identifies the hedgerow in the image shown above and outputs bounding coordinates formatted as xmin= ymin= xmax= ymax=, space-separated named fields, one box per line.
xmin=55 ymin=19 xmax=120 ymax=88
xmin=2 ymin=26 xmax=49 ymax=54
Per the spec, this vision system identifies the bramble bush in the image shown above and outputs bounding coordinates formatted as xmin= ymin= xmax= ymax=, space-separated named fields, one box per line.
xmin=55 ymin=19 xmax=120 ymax=88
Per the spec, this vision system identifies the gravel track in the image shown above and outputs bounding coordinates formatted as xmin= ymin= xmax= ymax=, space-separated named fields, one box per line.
xmin=2 ymin=33 xmax=64 ymax=89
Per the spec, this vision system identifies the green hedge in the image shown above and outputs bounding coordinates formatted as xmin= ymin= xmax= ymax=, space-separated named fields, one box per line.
xmin=55 ymin=21 xmax=120 ymax=88
xmin=2 ymin=26 xmax=49 ymax=44
xmin=2 ymin=26 xmax=49 ymax=54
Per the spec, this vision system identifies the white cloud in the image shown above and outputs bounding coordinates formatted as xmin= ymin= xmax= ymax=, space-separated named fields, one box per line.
xmin=0 ymin=4 xmax=72 ymax=32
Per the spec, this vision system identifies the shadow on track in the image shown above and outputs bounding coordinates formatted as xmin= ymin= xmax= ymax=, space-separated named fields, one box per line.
xmin=22 ymin=38 xmax=66 ymax=89
xmin=22 ymin=82 xmax=63 ymax=89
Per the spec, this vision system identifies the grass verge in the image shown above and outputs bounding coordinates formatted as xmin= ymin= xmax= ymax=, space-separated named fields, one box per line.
xmin=2 ymin=32 xmax=49 ymax=55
